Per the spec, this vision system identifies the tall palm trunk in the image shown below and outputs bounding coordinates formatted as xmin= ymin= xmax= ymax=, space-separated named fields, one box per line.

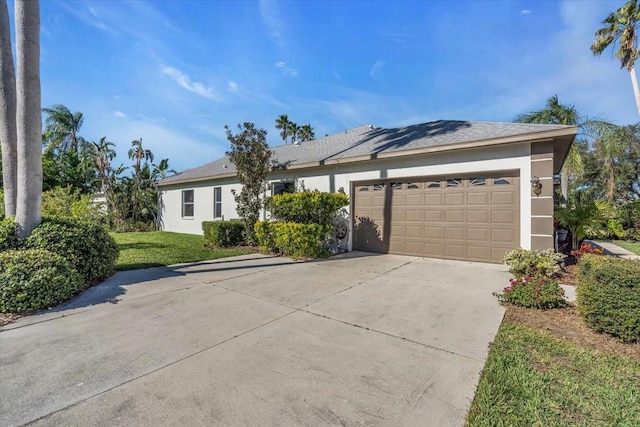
xmin=629 ymin=64 xmax=640 ymax=118
xmin=14 ymin=0 xmax=41 ymax=238
xmin=0 ymin=0 xmax=17 ymax=217
xmin=607 ymin=157 xmax=616 ymax=203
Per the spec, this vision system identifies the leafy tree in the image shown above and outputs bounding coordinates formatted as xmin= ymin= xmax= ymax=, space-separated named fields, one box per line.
xmin=42 ymin=104 xmax=84 ymax=153
xmin=298 ymin=124 xmax=315 ymax=142
xmin=14 ymin=0 xmax=42 ymax=239
xmin=0 ymin=0 xmax=17 ymax=218
xmin=592 ymin=0 xmax=640 ymax=117
xmin=225 ymin=122 xmax=272 ymax=244
xmin=275 ymin=114 xmax=292 ymax=144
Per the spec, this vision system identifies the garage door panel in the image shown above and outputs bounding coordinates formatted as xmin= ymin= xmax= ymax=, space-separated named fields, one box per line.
xmin=445 ymin=210 xmax=465 ymax=222
xmin=353 ymin=174 xmax=519 ymax=262
xmin=467 ymin=228 xmax=489 ymax=241
xmin=467 ymin=210 xmax=489 ymax=223
xmin=445 ymin=193 xmax=464 ymax=205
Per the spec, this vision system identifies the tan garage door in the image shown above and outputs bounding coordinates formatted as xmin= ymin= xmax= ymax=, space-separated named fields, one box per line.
xmin=352 ymin=174 xmax=520 ymax=263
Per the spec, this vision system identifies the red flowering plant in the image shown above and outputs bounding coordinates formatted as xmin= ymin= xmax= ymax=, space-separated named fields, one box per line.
xmin=571 ymin=243 xmax=603 ymax=259
xmin=493 ymin=268 xmax=567 ymax=309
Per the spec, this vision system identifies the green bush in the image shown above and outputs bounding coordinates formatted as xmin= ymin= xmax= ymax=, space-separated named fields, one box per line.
xmin=202 ymin=221 xmax=244 ymax=247
xmin=41 ymin=186 xmax=107 ymax=224
xmin=0 ymin=217 xmax=20 ymax=252
xmin=255 ymin=221 xmax=330 ymax=259
xmin=25 ymin=217 xmax=119 ymax=286
xmin=113 ymin=219 xmax=156 ymax=233
xmin=266 ymin=191 xmax=349 ymax=226
xmin=576 ymin=254 xmax=640 ymax=343
xmin=0 ymin=249 xmax=83 ymax=314
xmin=502 ymin=248 xmax=566 ymax=278
xmin=254 ymin=221 xmax=277 ymax=253
xmin=493 ymin=269 xmax=567 ymax=309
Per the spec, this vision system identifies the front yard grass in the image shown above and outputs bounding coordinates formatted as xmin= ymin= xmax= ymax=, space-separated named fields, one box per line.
xmin=112 ymin=231 xmax=254 ymax=271
xmin=612 ymin=240 xmax=640 ymax=255
xmin=467 ymin=321 xmax=640 ymax=426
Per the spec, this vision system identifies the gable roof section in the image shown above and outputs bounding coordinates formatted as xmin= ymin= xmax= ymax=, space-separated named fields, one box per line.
xmin=158 ymin=120 xmax=577 ymax=186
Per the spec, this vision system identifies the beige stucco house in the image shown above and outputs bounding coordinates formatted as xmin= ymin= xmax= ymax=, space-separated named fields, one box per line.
xmin=157 ymin=120 xmax=577 ymax=263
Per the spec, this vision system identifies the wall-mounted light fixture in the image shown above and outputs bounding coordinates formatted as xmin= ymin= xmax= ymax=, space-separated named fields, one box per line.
xmin=530 ymin=176 xmax=542 ymax=196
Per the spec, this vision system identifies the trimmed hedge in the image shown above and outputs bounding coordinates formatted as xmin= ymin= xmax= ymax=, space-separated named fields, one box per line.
xmin=576 ymin=254 xmax=640 ymax=343
xmin=25 ymin=217 xmax=119 ymax=286
xmin=0 ymin=217 xmax=20 ymax=252
xmin=202 ymin=221 xmax=244 ymax=247
xmin=255 ymin=221 xmax=330 ymax=259
xmin=0 ymin=249 xmax=83 ymax=314
xmin=266 ymin=191 xmax=349 ymax=226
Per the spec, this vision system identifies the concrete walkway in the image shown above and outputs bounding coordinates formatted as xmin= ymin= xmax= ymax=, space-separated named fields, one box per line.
xmin=0 ymin=253 xmax=508 ymax=426
xmin=587 ymin=240 xmax=640 ymax=260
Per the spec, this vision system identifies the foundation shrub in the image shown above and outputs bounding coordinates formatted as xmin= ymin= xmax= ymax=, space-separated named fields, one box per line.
xmin=502 ymin=248 xmax=566 ymax=278
xmin=202 ymin=221 xmax=244 ymax=247
xmin=0 ymin=249 xmax=83 ymax=314
xmin=265 ymin=191 xmax=349 ymax=226
xmin=576 ymin=254 xmax=640 ymax=343
xmin=493 ymin=269 xmax=567 ymax=309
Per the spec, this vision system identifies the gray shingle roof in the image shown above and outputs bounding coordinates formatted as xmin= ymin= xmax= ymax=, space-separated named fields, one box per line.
xmin=158 ymin=120 xmax=574 ymax=186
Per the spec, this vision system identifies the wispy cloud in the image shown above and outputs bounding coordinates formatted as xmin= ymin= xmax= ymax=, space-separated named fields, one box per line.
xmin=113 ymin=111 xmax=126 ymax=118
xmin=274 ymin=61 xmax=298 ymax=77
xmin=520 ymin=9 xmax=531 ymax=16
xmin=161 ymin=66 xmax=222 ymax=100
xmin=387 ymin=31 xmax=414 ymax=44
xmin=260 ymin=0 xmax=286 ymax=48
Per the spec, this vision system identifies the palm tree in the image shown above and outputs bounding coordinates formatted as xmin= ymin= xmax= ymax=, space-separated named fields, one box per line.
xmin=0 ymin=0 xmax=17 ymax=217
xmin=128 ymin=138 xmax=154 ymax=176
xmin=275 ymin=114 xmax=291 ymax=143
xmin=591 ymin=0 xmax=640 ymax=117
xmin=287 ymin=122 xmax=300 ymax=144
xmin=90 ymin=137 xmax=123 ymax=225
xmin=515 ymin=95 xmax=584 ymax=179
xmin=42 ymin=104 xmax=84 ymax=152
xmin=14 ymin=0 xmax=42 ymax=239
xmin=298 ymin=124 xmax=315 ymax=142
xmin=152 ymin=158 xmax=176 ymax=181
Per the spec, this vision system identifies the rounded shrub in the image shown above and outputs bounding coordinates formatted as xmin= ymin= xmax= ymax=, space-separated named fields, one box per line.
xmin=493 ymin=268 xmax=567 ymax=309
xmin=502 ymin=248 xmax=566 ymax=278
xmin=0 ymin=217 xmax=21 ymax=252
xmin=25 ymin=217 xmax=119 ymax=286
xmin=576 ymin=254 xmax=640 ymax=343
xmin=0 ymin=249 xmax=83 ymax=314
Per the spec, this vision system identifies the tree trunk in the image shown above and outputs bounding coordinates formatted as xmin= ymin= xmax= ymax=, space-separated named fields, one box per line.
xmin=629 ymin=64 xmax=640 ymax=119
xmin=0 ymin=0 xmax=17 ymax=217
xmin=14 ymin=0 xmax=41 ymax=239
xmin=607 ymin=157 xmax=615 ymax=203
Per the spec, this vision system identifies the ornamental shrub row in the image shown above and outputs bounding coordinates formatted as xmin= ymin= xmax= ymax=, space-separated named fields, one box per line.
xmin=202 ymin=221 xmax=244 ymax=247
xmin=255 ymin=221 xmax=331 ymax=259
xmin=502 ymin=248 xmax=566 ymax=278
xmin=0 ymin=216 xmax=119 ymax=314
xmin=265 ymin=191 xmax=349 ymax=227
xmin=576 ymin=254 xmax=640 ymax=343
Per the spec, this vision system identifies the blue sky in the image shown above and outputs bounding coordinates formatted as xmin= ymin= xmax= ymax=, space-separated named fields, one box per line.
xmin=16 ymin=0 xmax=638 ymax=171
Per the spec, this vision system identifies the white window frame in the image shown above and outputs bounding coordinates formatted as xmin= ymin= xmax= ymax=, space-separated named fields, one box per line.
xmin=182 ymin=189 xmax=194 ymax=218
xmin=213 ymin=187 xmax=222 ymax=219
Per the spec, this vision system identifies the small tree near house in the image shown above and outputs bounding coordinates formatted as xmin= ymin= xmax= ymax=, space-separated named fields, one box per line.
xmin=225 ymin=122 xmax=272 ymax=245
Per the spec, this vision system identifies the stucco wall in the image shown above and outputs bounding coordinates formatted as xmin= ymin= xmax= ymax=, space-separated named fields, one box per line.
xmin=158 ymin=142 xmax=533 ymax=249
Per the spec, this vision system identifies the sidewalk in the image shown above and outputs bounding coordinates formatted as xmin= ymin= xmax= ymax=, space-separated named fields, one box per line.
xmin=586 ymin=240 xmax=640 ymax=261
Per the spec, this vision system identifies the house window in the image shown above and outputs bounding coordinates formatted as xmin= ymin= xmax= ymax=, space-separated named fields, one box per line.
xmin=271 ymin=181 xmax=295 ymax=196
xmin=213 ymin=187 xmax=222 ymax=218
xmin=182 ymin=190 xmax=194 ymax=217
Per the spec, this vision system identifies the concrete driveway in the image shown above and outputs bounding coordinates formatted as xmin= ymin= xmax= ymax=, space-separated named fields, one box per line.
xmin=0 ymin=252 xmax=508 ymax=426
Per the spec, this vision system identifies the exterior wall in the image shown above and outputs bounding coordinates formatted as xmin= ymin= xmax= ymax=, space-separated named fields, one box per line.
xmin=158 ymin=142 xmax=535 ymax=249
xmin=158 ymin=178 xmax=242 ymax=235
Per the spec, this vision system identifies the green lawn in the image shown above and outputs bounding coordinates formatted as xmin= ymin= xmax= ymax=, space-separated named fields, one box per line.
xmin=467 ymin=322 xmax=640 ymax=426
xmin=112 ymin=231 xmax=254 ymax=271
xmin=613 ymin=240 xmax=640 ymax=255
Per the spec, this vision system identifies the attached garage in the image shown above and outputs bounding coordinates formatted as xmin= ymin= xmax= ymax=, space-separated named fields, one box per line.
xmin=353 ymin=173 xmax=519 ymax=263
xmin=157 ymin=120 xmax=577 ymax=262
